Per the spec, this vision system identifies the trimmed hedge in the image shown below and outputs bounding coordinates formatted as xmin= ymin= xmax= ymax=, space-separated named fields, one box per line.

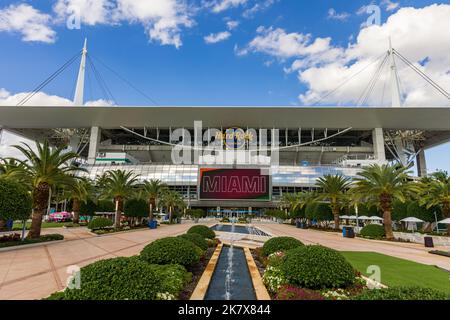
xmin=178 ymin=233 xmax=208 ymax=251
xmin=140 ymin=237 xmax=202 ymax=267
xmin=0 ymin=233 xmax=64 ymax=248
xmin=262 ymin=237 xmax=304 ymax=256
xmin=360 ymin=224 xmax=385 ymax=239
xmin=124 ymin=198 xmax=149 ymax=218
xmin=87 ymin=217 xmax=113 ymax=230
xmin=46 ymin=257 xmax=191 ymax=300
xmin=354 ymin=287 xmax=448 ymax=300
xmin=281 ymin=245 xmax=356 ymax=289
xmin=187 ymin=225 xmax=215 ymax=239
xmin=0 ymin=179 xmax=32 ymax=221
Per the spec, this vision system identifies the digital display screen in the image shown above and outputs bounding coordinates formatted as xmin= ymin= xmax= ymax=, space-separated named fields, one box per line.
xmin=199 ymin=168 xmax=270 ymax=201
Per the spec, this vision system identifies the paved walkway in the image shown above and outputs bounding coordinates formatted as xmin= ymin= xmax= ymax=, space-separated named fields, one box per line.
xmin=0 ymin=223 xmax=200 ymax=300
xmin=256 ymin=223 xmax=450 ymax=270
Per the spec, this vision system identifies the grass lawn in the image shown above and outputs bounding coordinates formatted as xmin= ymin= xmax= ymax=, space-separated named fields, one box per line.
xmin=342 ymin=251 xmax=450 ymax=294
xmin=12 ymin=221 xmax=66 ymax=230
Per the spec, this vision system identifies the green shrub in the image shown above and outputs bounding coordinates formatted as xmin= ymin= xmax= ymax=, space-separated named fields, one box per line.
xmin=262 ymin=237 xmax=304 ymax=256
xmin=87 ymin=217 xmax=113 ymax=230
xmin=124 ymin=198 xmax=149 ymax=218
xmin=178 ymin=233 xmax=208 ymax=251
xmin=305 ymin=202 xmax=333 ymax=221
xmin=79 ymin=199 xmax=97 ymax=216
xmin=140 ymin=237 xmax=201 ymax=267
xmin=265 ymin=209 xmax=287 ymax=220
xmin=46 ymin=257 xmax=190 ymax=300
xmin=186 ymin=209 xmax=205 ymax=219
xmin=40 ymin=234 xmax=64 ymax=241
xmin=0 ymin=178 xmax=32 ymax=222
xmin=354 ymin=287 xmax=448 ymax=300
xmin=281 ymin=245 xmax=356 ymax=289
xmin=187 ymin=225 xmax=215 ymax=239
xmin=360 ymin=224 xmax=386 ymax=239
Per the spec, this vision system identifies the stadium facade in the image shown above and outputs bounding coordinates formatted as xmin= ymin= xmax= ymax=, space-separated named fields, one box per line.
xmin=0 ymin=41 xmax=449 ymax=216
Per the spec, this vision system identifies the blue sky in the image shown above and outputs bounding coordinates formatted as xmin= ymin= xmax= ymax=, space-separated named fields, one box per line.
xmin=0 ymin=0 xmax=449 ymax=172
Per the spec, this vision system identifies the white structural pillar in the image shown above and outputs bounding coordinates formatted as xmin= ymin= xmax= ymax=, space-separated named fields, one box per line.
xmin=389 ymin=38 xmax=402 ymax=107
xmin=87 ymin=126 xmax=101 ymax=165
xmin=416 ymin=149 xmax=427 ymax=177
xmin=73 ymin=39 xmax=87 ymax=106
xmin=372 ymin=128 xmax=386 ymax=162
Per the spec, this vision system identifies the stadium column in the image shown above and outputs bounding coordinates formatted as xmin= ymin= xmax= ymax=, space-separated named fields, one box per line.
xmin=372 ymin=128 xmax=386 ymax=162
xmin=416 ymin=149 xmax=427 ymax=177
xmin=88 ymin=126 xmax=101 ymax=165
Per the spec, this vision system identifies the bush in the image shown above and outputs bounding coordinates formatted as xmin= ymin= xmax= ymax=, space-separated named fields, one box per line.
xmin=140 ymin=237 xmax=201 ymax=267
xmin=0 ymin=233 xmax=64 ymax=248
xmin=265 ymin=209 xmax=287 ymax=220
xmin=275 ymin=285 xmax=325 ymax=300
xmin=262 ymin=237 xmax=304 ymax=256
xmin=87 ymin=217 xmax=113 ymax=230
xmin=178 ymin=233 xmax=208 ymax=251
xmin=46 ymin=257 xmax=191 ymax=300
xmin=124 ymin=198 xmax=149 ymax=218
xmin=354 ymin=287 xmax=448 ymax=300
xmin=79 ymin=199 xmax=97 ymax=216
xmin=360 ymin=224 xmax=386 ymax=239
xmin=186 ymin=209 xmax=205 ymax=219
xmin=0 ymin=179 xmax=32 ymax=222
xmin=281 ymin=245 xmax=356 ymax=289
xmin=305 ymin=202 xmax=333 ymax=221
xmin=187 ymin=225 xmax=215 ymax=239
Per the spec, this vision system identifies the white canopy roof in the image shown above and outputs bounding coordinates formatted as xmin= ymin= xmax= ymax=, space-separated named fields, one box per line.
xmin=400 ymin=217 xmax=425 ymax=223
xmin=437 ymin=218 xmax=450 ymax=224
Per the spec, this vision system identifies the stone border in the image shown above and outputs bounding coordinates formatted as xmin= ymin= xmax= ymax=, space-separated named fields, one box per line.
xmin=190 ymin=243 xmax=224 ymax=300
xmin=243 ymin=247 xmax=271 ymax=300
xmin=0 ymin=240 xmax=65 ymax=253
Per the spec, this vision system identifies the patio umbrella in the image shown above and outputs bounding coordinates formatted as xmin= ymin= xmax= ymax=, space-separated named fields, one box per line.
xmin=358 ymin=216 xmax=370 ymax=220
xmin=400 ymin=217 xmax=424 ymax=232
xmin=340 ymin=215 xmax=350 ymax=219
xmin=347 ymin=215 xmax=357 ymax=219
xmin=437 ymin=218 xmax=450 ymax=224
xmin=369 ymin=216 xmax=383 ymax=221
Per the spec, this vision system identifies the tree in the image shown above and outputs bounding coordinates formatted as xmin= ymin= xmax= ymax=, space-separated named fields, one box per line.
xmin=10 ymin=140 xmax=83 ymax=239
xmin=160 ymin=190 xmax=185 ymax=223
xmin=100 ymin=170 xmax=140 ymax=228
xmin=281 ymin=191 xmax=314 ymax=223
xmin=315 ymin=175 xmax=352 ymax=230
xmin=0 ymin=178 xmax=32 ymax=231
xmin=419 ymin=178 xmax=450 ymax=235
xmin=351 ymin=164 xmax=419 ymax=240
xmin=65 ymin=178 xmax=93 ymax=224
xmin=141 ymin=179 xmax=167 ymax=222
xmin=124 ymin=198 xmax=149 ymax=225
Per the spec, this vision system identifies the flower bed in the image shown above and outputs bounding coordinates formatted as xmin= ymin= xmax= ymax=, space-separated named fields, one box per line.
xmin=45 ymin=231 xmax=219 ymax=300
xmin=0 ymin=233 xmax=64 ymax=249
xmin=253 ymin=241 xmax=449 ymax=300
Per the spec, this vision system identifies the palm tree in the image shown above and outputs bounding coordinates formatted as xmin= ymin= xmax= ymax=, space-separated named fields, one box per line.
xmin=351 ymin=164 xmax=419 ymax=240
xmin=100 ymin=170 xmax=140 ymax=228
xmin=141 ymin=179 xmax=167 ymax=222
xmin=420 ymin=179 xmax=450 ymax=235
xmin=160 ymin=190 xmax=185 ymax=223
xmin=65 ymin=178 xmax=93 ymax=224
xmin=11 ymin=140 xmax=83 ymax=239
xmin=315 ymin=175 xmax=352 ymax=230
xmin=281 ymin=191 xmax=311 ymax=222
xmin=0 ymin=158 xmax=24 ymax=180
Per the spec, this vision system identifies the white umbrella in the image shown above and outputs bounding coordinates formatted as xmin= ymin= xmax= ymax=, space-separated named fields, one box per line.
xmin=369 ymin=216 xmax=383 ymax=221
xmin=340 ymin=215 xmax=350 ymax=219
xmin=400 ymin=217 xmax=424 ymax=223
xmin=347 ymin=215 xmax=357 ymax=219
xmin=400 ymin=217 xmax=424 ymax=232
xmin=358 ymin=216 xmax=370 ymax=220
xmin=437 ymin=218 xmax=450 ymax=224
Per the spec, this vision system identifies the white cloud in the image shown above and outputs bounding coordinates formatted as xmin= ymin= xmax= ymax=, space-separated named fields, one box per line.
xmin=226 ymin=20 xmax=239 ymax=30
xmin=327 ymin=8 xmax=350 ymax=21
xmin=241 ymin=4 xmax=450 ymax=106
xmin=53 ymin=0 xmax=194 ymax=48
xmin=0 ymin=88 xmax=112 ymax=106
xmin=204 ymin=31 xmax=231 ymax=44
xmin=209 ymin=0 xmax=248 ymax=13
xmin=243 ymin=0 xmax=278 ymax=18
xmin=0 ymin=4 xmax=56 ymax=43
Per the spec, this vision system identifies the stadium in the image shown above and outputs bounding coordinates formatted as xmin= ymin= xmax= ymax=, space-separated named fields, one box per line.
xmin=0 ymin=41 xmax=449 ymax=217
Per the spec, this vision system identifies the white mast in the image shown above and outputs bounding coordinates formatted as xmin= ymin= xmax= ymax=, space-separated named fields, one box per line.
xmin=73 ymin=38 xmax=87 ymax=106
xmin=389 ymin=37 xmax=402 ymax=107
